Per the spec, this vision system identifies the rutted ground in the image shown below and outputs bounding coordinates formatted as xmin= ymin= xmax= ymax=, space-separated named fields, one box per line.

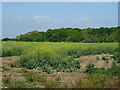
xmin=2 ymin=54 xmax=118 ymax=88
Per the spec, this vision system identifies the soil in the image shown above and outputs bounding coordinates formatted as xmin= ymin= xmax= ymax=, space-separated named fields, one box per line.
xmin=1 ymin=54 xmax=115 ymax=88
xmin=75 ymin=54 xmax=114 ymax=72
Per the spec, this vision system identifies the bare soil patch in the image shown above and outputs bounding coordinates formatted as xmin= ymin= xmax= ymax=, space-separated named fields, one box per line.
xmin=75 ymin=54 xmax=114 ymax=72
xmin=2 ymin=54 xmax=115 ymax=88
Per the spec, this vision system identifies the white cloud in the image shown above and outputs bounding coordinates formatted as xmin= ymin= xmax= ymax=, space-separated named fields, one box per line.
xmin=32 ymin=16 xmax=117 ymax=29
xmin=3 ymin=16 xmax=117 ymax=38
xmin=33 ymin=16 xmax=50 ymax=23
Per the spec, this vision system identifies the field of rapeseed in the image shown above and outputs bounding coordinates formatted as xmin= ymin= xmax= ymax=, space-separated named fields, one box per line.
xmin=2 ymin=41 xmax=118 ymax=73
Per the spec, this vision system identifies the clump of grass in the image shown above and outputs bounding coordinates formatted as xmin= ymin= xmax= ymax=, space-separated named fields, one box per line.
xmin=106 ymin=77 xmax=118 ymax=88
xmin=85 ymin=64 xmax=95 ymax=73
xmin=55 ymin=76 xmax=61 ymax=83
xmin=7 ymin=80 xmax=29 ymax=88
xmin=45 ymin=80 xmax=59 ymax=88
xmin=17 ymin=68 xmax=28 ymax=73
xmin=96 ymin=56 xmax=99 ymax=60
xmin=72 ymin=74 xmax=107 ymax=88
xmin=3 ymin=68 xmax=10 ymax=71
xmin=3 ymin=74 xmax=11 ymax=84
xmin=21 ymin=68 xmax=28 ymax=73
xmin=102 ymin=56 xmax=109 ymax=63
xmin=9 ymin=62 xmax=18 ymax=68
xmin=23 ymin=71 xmax=35 ymax=82
xmin=24 ymin=71 xmax=47 ymax=84
xmin=110 ymin=52 xmax=120 ymax=63
xmin=32 ymin=73 xmax=47 ymax=83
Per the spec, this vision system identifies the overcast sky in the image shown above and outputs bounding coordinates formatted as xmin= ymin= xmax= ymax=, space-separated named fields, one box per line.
xmin=2 ymin=2 xmax=118 ymax=38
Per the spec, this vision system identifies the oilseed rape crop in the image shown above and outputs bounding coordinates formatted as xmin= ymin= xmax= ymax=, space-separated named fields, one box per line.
xmin=2 ymin=41 xmax=118 ymax=73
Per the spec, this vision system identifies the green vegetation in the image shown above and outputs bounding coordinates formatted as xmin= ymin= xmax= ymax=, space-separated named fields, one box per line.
xmin=2 ymin=26 xmax=120 ymax=43
xmin=3 ymin=71 xmax=57 ymax=88
xmin=3 ymin=75 xmax=11 ymax=85
xmin=73 ymin=74 xmax=118 ymax=88
xmin=102 ymin=56 xmax=109 ymax=63
xmin=9 ymin=62 xmax=18 ymax=68
xmin=2 ymin=41 xmax=119 ymax=88
xmin=7 ymin=81 xmax=29 ymax=88
xmin=111 ymin=52 xmax=120 ymax=63
xmin=85 ymin=64 xmax=95 ymax=73
xmin=85 ymin=62 xmax=120 ymax=77
xmin=55 ymin=76 xmax=61 ymax=83
xmin=3 ymin=74 xmax=38 ymax=88
xmin=96 ymin=56 xmax=99 ymax=60
xmin=2 ymin=26 xmax=119 ymax=88
xmin=24 ymin=72 xmax=47 ymax=83
xmin=2 ymin=42 xmax=118 ymax=73
xmin=45 ymin=80 xmax=59 ymax=88
xmin=3 ymin=68 xmax=10 ymax=71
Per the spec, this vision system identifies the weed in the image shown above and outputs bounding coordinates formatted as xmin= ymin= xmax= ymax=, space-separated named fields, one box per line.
xmin=7 ymin=80 xmax=29 ymax=88
xmin=85 ymin=64 xmax=95 ymax=73
xmin=73 ymin=74 xmax=107 ymax=88
xmin=3 ymin=74 xmax=11 ymax=84
xmin=24 ymin=71 xmax=47 ymax=84
xmin=17 ymin=68 xmax=28 ymax=73
xmin=55 ymin=76 xmax=61 ymax=83
xmin=32 ymin=73 xmax=47 ymax=83
xmin=3 ymin=68 xmax=10 ymax=71
xmin=9 ymin=62 xmax=18 ymax=68
xmin=110 ymin=52 xmax=120 ymax=63
xmin=96 ymin=56 xmax=99 ymax=60
xmin=102 ymin=56 xmax=109 ymax=63
xmin=45 ymin=80 xmax=59 ymax=88
xmin=24 ymin=71 xmax=35 ymax=82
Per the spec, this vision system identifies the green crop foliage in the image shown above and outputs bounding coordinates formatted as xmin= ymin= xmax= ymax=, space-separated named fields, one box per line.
xmin=2 ymin=41 xmax=119 ymax=73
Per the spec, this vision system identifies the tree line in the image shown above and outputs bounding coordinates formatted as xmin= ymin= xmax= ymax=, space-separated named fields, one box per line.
xmin=2 ymin=26 xmax=120 ymax=43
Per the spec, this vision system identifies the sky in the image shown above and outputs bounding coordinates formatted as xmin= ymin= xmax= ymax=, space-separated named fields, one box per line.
xmin=2 ymin=2 xmax=118 ymax=38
